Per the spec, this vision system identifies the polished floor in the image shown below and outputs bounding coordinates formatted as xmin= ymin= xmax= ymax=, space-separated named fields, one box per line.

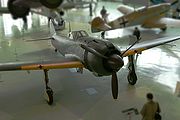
xmin=0 ymin=1 xmax=180 ymax=120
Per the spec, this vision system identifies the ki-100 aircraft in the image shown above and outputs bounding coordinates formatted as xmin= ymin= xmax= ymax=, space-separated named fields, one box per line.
xmin=91 ymin=3 xmax=180 ymax=32
xmin=0 ymin=20 xmax=180 ymax=105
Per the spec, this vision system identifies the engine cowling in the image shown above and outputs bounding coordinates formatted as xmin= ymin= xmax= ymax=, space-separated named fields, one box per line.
xmin=40 ymin=0 xmax=63 ymax=9
xmin=84 ymin=44 xmax=123 ymax=76
xmin=8 ymin=0 xmax=30 ymax=19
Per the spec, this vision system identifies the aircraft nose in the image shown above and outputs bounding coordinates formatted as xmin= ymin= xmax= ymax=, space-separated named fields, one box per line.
xmin=107 ymin=54 xmax=124 ymax=72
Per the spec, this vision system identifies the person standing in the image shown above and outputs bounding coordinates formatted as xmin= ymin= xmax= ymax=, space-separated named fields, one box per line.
xmin=101 ymin=31 xmax=105 ymax=39
xmin=100 ymin=6 xmax=108 ymax=23
xmin=140 ymin=93 xmax=161 ymax=120
xmin=133 ymin=27 xmax=141 ymax=40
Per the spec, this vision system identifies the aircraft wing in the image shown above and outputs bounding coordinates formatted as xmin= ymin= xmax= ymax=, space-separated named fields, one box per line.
xmin=0 ymin=58 xmax=84 ymax=71
xmin=142 ymin=17 xmax=180 ymax=28
xmin=30 ymin=7 xmax=53 ymax=18
xmin=158 ymin=17 xmax=180 ymax=27
xmin=119 ymin=36 xmax=180 ymax=57
xmin=117 ymin=5 xmax=134 ymax=15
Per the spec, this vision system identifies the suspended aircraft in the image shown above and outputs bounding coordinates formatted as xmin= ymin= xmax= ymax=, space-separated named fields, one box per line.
xmin=91 ymin=3 xmax=180 ymax=33
xmin=6 ymin=0 xmax=63 ymax=23
xmin=0 ymin=19 xmax=180 ymax=105
xmin=59 ymin=0 xmax=97 ymax=12
xmin=0 ymin=6 xmax=65 ymax=30
xmin=0 ymin=0 xmax=97 ymax=29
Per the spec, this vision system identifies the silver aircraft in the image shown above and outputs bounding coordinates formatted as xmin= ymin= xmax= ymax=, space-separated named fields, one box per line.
xmin=0 ymin=20 xmax=180 ymax=105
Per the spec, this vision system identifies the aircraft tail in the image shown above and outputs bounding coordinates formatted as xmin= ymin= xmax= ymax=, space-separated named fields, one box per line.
xmin=50 ymin=19 xmax=57 ymax=36
xmin=91 ymin=17 xmax=111 ymax=33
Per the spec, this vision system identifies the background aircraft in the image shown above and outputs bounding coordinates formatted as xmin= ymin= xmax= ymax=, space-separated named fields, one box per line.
xmin=0 ymin=0 xmax=97 ymax=29
xmin=7 ymin=0 xmax=63 ymax=23
xmin=91 ymin=3 xmax=180 ymax=33
xmin=122 ymin=0 xmax=178 ymax=5
xmin=150 ymin=0 xmax=178 ymax=5
xmin=150 ymin=0 xmax=180 ymax=18
xmin=0 ymin=19 xmax=180 ymax=105
xmin=0 ymin=6 xmax=65 ymax=30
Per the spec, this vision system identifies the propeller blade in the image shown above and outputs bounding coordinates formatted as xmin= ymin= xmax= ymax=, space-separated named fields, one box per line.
xmin=121 ymin=36 xmax=140 ymax=56
xmin=171 ymin=0 xmax=178 ymax=6
xmin=112 ymin=72 xmax=118 ymax=99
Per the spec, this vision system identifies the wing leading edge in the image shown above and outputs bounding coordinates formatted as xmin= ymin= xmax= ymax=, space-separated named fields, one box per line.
xmin=0 ymin=58 xmax=84 ymax=71
xmin=121 ymin=36 xmax=180 ymax=57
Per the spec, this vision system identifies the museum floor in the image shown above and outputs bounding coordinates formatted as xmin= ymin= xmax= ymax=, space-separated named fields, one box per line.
xmin=0 ymin=1 xmax=180 ymax=120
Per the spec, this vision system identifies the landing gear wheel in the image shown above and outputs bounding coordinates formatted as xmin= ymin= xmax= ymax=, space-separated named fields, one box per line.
xmin=161 ymin=27 xmax=167 ymax=31
xmin=127 ymin=71 xmax=137 ymax=85
xmin=46 ymin=87 xmax=53 ymax=105
xmin=55 ymin=49 xmax=58 ymax=52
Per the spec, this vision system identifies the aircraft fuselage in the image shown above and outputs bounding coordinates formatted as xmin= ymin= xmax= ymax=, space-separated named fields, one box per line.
xmin=108 ymin=3 xmax=171 ymax=29
xmin=51 ymin=30 xmax=123 ymax=76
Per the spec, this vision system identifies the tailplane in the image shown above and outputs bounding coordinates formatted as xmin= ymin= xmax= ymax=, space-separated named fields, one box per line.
xmin=91 ymin=17 xmax=111 ymax=33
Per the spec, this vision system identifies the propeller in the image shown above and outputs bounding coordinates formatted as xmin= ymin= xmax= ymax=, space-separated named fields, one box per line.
xmin=121 ymin=36 xmax=141 ymax=56
xmin=80 ymin=40 xmax=141 ymax=99
xmin=171 ymin=0 xmax=178 ymax=6
xmin=112 ymin=71 xmax=118 ymax=99
xmin=107 ymin=54 xmax=124 ymax=99
xmin=80 ymin=44 xmax=124 ymax=99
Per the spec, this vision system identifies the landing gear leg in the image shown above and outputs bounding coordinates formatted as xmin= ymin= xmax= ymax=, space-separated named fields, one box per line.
xmin=22 ymin=16 xmax=27 ymax=24
xmin=43 ymin=69 xmax=53 ymax=105
xmin=22 ymin=17 xmax=28 ymax=30
xmin=89 ymin=3 xmax=93 ymax=16
xmin=127 ymin=55 xmax=137 ymax=85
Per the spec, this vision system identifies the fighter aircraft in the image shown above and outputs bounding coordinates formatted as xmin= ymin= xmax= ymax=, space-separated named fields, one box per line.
xmin=91 ymin=3 xmax=180 ymax=33
xmin=0 ymin=19 xmax=180 ymax=105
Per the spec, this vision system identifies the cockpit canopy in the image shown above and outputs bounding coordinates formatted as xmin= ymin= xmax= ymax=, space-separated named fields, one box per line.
xmin=68 ymin=30 xmax=89 ymax=40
